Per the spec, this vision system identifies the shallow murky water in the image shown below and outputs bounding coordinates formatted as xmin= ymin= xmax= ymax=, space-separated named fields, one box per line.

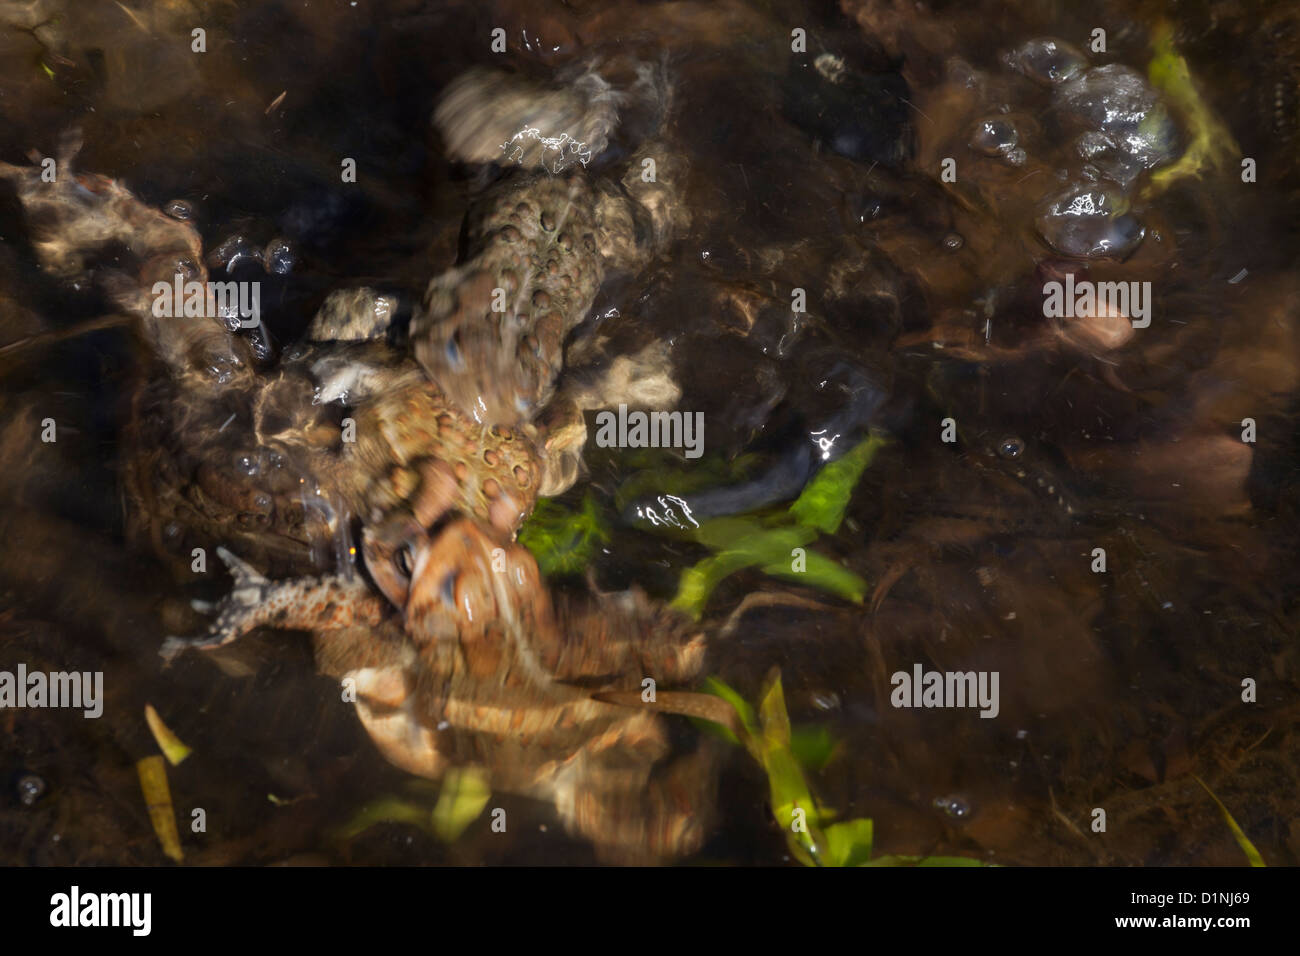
xmin=1 ymin=0 xmax=1299 ymax=866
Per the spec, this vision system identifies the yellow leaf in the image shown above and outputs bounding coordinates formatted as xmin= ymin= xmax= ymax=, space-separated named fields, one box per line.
xmin=1193 ymin=775 xmax=1266 ymax=867
xmin=336 ymin=796 xmax=431 ymax=839
xmin=136 ymin=756 xmax=183 ymax=862
xmin=145 ymin=703 xmax=192 ymax=766
xmin=431 ymin=767 xmax=491 ymax=843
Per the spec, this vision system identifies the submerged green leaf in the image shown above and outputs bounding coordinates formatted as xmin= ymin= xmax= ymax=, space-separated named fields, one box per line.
xmin=703 ymin=670 xmax=984 ymax=868
xmin=518 ymin=492 xmax=610 ymax=577
xmin=337 ymin=772 xmax=491 ymax=846
xmin=625 ymin=434 xmax=884 ymax=607
xmin=788 ymin=435 xmax=886 ymax=535
xmin=701 ymin=676 xmax=760 ymax=749
xmin=431 ymin=767 xmax=491 ymax=843
xmin=757 ymin=673 xmax=829 ymax=864
xmin=1145 ymin=21 xmax=1238 ymax=195
xmin=337 ymin=796 xmax=432 ymax=840
xmin=671 ymin=524 xmax=817 ymax=617
xmin=824 ymin=818 xmax=875 ymax=867
xmin=789 ymin=725 xmax=837 ymax=771
xmin=614 ymin=451 xmax=761 ymax=515
xmin=1193 ymin=775 xmax=1266 ymax=867
xmin=758 ymin=671 xmax=794 ymax=748
xmin=760 ymin=550 xmax=866 ymax=603
xmin=691 ymin=514 xmax=795 ymax=551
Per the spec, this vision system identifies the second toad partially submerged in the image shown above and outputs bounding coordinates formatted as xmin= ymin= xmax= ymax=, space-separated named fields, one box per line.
xmin=164 ymin=517 xmax=714 ymax=864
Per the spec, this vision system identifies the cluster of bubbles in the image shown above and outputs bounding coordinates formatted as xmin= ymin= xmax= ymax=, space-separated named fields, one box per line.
xmin=975 ymin=37 xmax=1183 ymax=260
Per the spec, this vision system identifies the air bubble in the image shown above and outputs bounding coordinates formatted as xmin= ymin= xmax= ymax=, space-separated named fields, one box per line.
xmin=264 ymin=238 xmax=297 ymax=275
xmin=933 ymin=794 xmax=972 ymax=819
xmin=164 ymin=199 xmax=194 ymax=221
xmin=997 ymin=436 xmax=1025 ymax=460
xmin=18 ymin=774 xmax=46 ymax=806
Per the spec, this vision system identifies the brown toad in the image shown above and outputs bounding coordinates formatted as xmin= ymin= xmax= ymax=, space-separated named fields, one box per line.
xmin=163 ymin=518 xmax=715 ymax=864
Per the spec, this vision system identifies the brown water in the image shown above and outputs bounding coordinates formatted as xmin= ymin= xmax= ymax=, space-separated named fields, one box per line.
xmin=1 ymin=0 xmax=1299 ymax=865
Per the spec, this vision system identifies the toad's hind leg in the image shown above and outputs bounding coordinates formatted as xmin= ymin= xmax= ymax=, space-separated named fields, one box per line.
xmin=543 ymin=592 xmax=706 ymax=685
xmin=554 ymin=742 xmax=717 ymax=865
xmin=160 ymin=547 xmax=388 ymax=662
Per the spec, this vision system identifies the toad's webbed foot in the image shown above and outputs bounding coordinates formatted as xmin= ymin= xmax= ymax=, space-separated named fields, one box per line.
xmin=160 ymin=547 xmax=388 ymax=664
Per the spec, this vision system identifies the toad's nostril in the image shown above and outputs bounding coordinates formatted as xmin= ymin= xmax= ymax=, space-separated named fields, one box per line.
xmin=426 ymin=510 xmax=457 ymax=539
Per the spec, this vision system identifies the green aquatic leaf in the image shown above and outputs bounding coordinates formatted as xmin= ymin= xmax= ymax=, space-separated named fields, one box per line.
xmin=787 ymin=435 xmax=886 ymax=535
xmin=336 ymin=772 xmax=491 ymax=846
xmin=672 ymin=521 xmax=865 ymax=614
xmin=614 ymin=451 xmax=761 ymax=515
xmin=824 ymin=818 xmax=874 ymax=867
xmin=702 ymin=672 xmax=826 ymax=862
xmin=431 ymin=766 xmax=491 ymax=843
xmin=625 ymin=434 xmax=884 ymax=606
xmin=702 ymin=679 xmax=838 ymax=770
xmin=671 ymin=524 xmax=817 ymax=618
xmin=789 ymin=724 xmax=837 ymax=772
xmin=755 ymin=672 xmax=836 ymax=864
xmin=517 ymin=492 xmax=610 ymax=577
xmin=760 ymin=549 xmax=866 ymax=603
xmin=667 ymin=435 xmax=879 ymax=611
xmin=702 ymin=671 xmax=984 ymax=868
xmin=701 ymin=676 xmax=760 ymax=749
xmin=1193 ymin=775 xmax=1266 ymax=867
xmin=1145 ymin=20 xmax=1238 ymax=194
xmin=337 ymin=796 xmax=432 ymax=840
xmin=690 ymin=514 xmax=793 ymax=551
xmin=757 ymin=670 xmax=793 ymax=747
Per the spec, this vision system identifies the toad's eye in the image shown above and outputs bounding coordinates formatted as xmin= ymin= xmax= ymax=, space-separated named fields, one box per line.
xmin=445 ymin=332 xmax=464 ymax=369
xmin=997 ymin=436 xmax=1025 ymax=460
xmin=395 ymin=543 xmax=416 ymax=578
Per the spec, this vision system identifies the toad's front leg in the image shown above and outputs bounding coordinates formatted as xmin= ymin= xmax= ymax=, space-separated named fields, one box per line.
xmin=160 ymin=547 xmax=388 ymax=663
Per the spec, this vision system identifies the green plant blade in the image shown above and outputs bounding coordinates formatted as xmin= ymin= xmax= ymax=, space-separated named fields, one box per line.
xmin=1193 ymin=775 xmax=1266 ymax=867
xmin=760 ymin=550 xmax=867 ymax=603
xmin=702 ymin=673 xmax=984 ymax=867
xmin=701 ymin=676 xmax=760 ymax=753
xmin=787 ymin=435 xmax=886 ymax=535
xmin=431 ymin=767 xmax=491 ymax=844
xmin=824 ymin=818 xmax=875 ymax=867
xmin=1145 ymin=20 xmax=1238 ymax=194
xmin=755 ymin=672 xmax=835 ymax=863
xmin=337 ymin=796 xmax=432 ymax=840
xmin=614 ymin=451 xmax=762 ymax=516
xmin=790 ymin=725 xmax=837 ymax=772
xmin=671 ymin=524 xmax=817 ymax=617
